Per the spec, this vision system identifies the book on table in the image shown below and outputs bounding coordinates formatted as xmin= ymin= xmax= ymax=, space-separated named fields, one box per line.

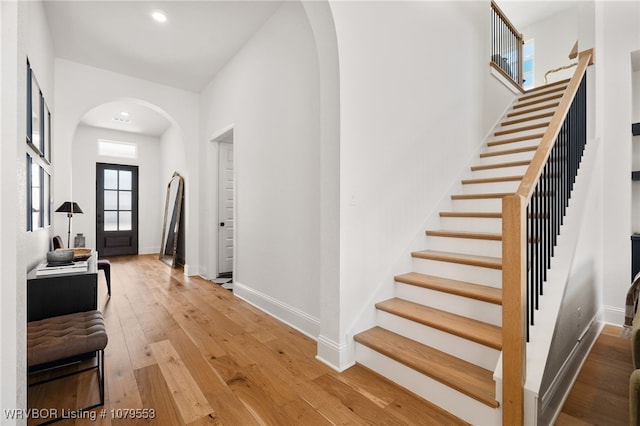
xmin=35 ymin=261 xmax=89 ymax=276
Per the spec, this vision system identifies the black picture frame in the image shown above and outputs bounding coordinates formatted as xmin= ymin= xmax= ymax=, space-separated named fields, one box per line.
xmin=27 ymin=65 xmax=43 ymax=156
xmin=42 ymin=101 xmax=51 ymax=164
xmin=26 ymin=154 xmax=32 ymax=231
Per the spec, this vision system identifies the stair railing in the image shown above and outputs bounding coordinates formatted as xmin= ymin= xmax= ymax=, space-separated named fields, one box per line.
xmin=490 ymin=1 xmax=524 ymax=88
xmin=501 ymin=49 xmax=594 ymax=425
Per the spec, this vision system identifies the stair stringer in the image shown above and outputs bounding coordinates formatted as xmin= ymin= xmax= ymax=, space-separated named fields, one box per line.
xmin=494 ymin=137 xmax=602 ymax=426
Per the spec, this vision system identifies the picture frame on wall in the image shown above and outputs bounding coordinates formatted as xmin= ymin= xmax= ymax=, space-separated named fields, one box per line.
xmin=26 ymin=59 xmax=52 ymax=231
xmin=27 ymin=65 xmax=43 ymax=156
xmin=42 ymin=101 xmax=51 ymax=163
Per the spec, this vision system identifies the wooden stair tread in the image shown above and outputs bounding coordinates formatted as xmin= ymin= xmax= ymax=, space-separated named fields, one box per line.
xmin=507 ymin=102 xmax=560 ymax=118
xmin=354 ymin=327 xmax=499 ymax=408
xmin=487 ymin=132 xmax=544 ymax=147
xmin=470 ymin=160 xmax=530 ymax=171
xmin=513 ymin=93 xmax=563 ymax=109
xmin=480 ymin=145 xmax=538 ymax=158
xmin=395 ymin=272 xmax=502 ymax=305
xmin=461 ymin=175 xmax=523 ymax=185
xmin=376 ymin=298 xmax=502 ymax=350
xmin=494 ymin=121 xmax=550 ymax=136
xmin=501 ymin=111 xmax=554 ymax=127
xmin=439 ymin=211 xmax=501 ymax=218
xmin=411 ymin=249 xmax=502 ymax=270
xmin=451 ymin=192 xmax=513 ymax=200
xmin=519 ymin=84 xmax=568 ymax=101
xmin=522 ymin=78 xmax=569 ymax=94
xmin=426 ymin=229 xmax=501 ymax=241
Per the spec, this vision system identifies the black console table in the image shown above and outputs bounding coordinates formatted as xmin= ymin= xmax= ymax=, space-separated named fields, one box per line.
xmin=27 ymin=253 xmax=98 ymax=322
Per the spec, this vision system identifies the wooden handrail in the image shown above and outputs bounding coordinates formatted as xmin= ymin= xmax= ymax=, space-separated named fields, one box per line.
xmin=515 ymin=49 xmax=593 ymax=203
xmin=491 ymin=1 xmax=523 ymax=41
xmin=490 ymin=1 xmax=525 ymax=87
xmin=501 ymin=48 xmax=594 ymax=425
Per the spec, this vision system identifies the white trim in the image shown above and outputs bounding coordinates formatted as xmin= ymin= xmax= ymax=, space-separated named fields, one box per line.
xmin=233 ymin=281 xmax=320 ymax=340
xmin=316 ymin=334 xmax=354 ymax=372
xmin=603 ymin=304 xmax=625 ymax=325
xmin=491 ymin=65 xmax=522 ymax=95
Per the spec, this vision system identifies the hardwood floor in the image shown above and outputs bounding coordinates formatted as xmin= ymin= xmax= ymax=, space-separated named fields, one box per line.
xmin=27 ymin=254 xmax=634 ymax=425
xmin=556 ymin=324 xmax=633 ymax=426
xmin=27 ymin=254 xmax=467 ymax=425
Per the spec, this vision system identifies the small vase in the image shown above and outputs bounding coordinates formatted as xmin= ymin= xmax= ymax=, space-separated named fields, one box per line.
xmin=74 ymin=233 xmax=85 ymax=248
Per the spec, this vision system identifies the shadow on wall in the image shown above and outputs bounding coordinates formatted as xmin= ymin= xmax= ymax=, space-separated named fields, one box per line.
xmin=539 ymin=257 xmax=599 ymax=409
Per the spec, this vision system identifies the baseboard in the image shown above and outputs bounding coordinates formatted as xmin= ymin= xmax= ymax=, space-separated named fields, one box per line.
xmin=538 ymin=314 xmax=603 ymax=425
xmin=183 ymin=264 xmax=197 ymax=276
xmin=233 ymin=281 xmax=320 ymax=341
xmin=603 ymin=304 xmax=625 ymax=326
xmin=316 ymin=334 xmax=354 ymax=372
xmin=139 ymin=247 xmax=160 ymax=255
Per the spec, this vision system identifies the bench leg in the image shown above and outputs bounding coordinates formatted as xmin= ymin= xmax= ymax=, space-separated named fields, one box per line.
xmin=28 ymin=349 xmax=105 ymax=425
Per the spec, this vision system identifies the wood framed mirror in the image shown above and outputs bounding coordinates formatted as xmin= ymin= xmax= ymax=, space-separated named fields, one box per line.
xmin=159 ymin=172 xmax=185 ymax=267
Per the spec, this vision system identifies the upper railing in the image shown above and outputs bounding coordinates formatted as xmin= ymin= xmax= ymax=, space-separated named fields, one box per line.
xmin=501 ymin=49 xmax=594 ymax=425
xmin=490 ymin=1 xmax=523 ymax=88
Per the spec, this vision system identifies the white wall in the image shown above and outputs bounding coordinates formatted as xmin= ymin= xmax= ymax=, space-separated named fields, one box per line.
xmin=53 ymin=59 xmax=199 ymax=271
xmin=599 ymin=1 xmax=640 ymax=323
xmin=71 ymin=125 xmax=163 ymax=254
xmin=199 ymin=1 xmax=321 ymax=336
xmin=25 ymin=0 xmax=55 ymax=269
xmin=1 ymin=0 xmax=54 ymax=418
xmin=521 ymin=5 xmax=579 ymax=87
xmin=328 ymin=0 xmax=515 ymax=367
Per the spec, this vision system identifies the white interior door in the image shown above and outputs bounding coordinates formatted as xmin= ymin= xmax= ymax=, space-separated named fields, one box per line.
xmin=218 ymin=141 xmax=234 ymax=276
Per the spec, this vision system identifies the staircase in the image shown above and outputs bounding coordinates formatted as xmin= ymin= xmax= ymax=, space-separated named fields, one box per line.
xmin=354 ymin=78 xmax=571 ymax=425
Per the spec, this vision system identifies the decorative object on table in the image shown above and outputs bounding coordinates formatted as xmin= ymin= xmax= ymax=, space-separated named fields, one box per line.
xmin=46 ymin=249 xmax=74 ymax=266
xmin=74 ymin=232 xmax=85 ymax=248
xmin=55 ymin=201 xmax=83 ymax=248
xmin=72 ymin=248 xmax=92 ymax=261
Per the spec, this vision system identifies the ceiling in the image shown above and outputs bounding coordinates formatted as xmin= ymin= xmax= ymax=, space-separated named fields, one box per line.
xmin=496 ymin=0 xmax=578 ymax=29
xmin=44 ymin=1 xmax=576 ymax=137
xmin=43 ymin=0 xmax=283 ymax=136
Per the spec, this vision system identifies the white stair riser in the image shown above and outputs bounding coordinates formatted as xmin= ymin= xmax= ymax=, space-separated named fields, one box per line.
xmin=474 ymin=150 xmax=536 ymax=166
xmin=484 ymin=138 xmax=541 ymax=154
xmin=470 ymin=164 xmax=530 ymax=180
xmin=377 ymin=311 xmax=501 ymax=370
xmin=504 ymin=105 xmax=558 ymax=122
xmin=491 ymin=127 xmax=546 ymax=141
xmin=497 ymin=117 xmax=551 ymax=133
xmin=411 ymin=258 xmax=502 ymax=288
xmin=512 ymin=97 xmax=563 ymax=110
xmin=439 ymin=217 xmax=502 ymax=234
xmin=461 ymin=180 xmax=520 ymax=195
xmin=426 ymin=235 xmax=502 ymax=258
xmin=395 ymin=282 xmax=502 ymax=326
xmin=355 ymin=344 xmax=500 ymax=426
xmin=451 ymin=198 xmax=503 ymax=212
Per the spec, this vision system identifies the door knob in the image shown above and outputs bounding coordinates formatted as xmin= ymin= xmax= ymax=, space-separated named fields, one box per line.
xmin=220 ymin=222 xmax=225 ymax=227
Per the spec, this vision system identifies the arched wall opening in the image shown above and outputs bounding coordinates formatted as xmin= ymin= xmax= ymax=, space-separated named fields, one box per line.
xmin=53 ymin=59 xmax=199 ymax=271
xmin=68 ymin=98 xmax=183 ymax=256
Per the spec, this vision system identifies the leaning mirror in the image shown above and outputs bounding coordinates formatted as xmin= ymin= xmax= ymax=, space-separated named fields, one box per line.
xmin=159 ymin=172 xmax=185 ymax=267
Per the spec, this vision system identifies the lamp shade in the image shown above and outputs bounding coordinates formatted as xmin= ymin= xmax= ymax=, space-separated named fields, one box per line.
xmin=55 ymin=201 xmax=84 ymax=214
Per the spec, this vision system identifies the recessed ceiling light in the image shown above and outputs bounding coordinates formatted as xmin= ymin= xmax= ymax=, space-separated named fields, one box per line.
xmin=113 ymin=116 xmax=131 ymax=124
xmin=151 ymin=9 xmax=167 ymax=23
xmin=120 ymin=111 xmax=129 ymax=117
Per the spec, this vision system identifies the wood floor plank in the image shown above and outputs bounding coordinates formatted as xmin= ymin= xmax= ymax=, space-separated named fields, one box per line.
xmin=29 ymin=255 xmax=627 ymax=425
xmin=133 ymin=364 xmax=185 ymax=426
xmin=149 ymin=339 xmax=214 ymax=424
xmin=313 ymin=373 xmax=402 ymax=424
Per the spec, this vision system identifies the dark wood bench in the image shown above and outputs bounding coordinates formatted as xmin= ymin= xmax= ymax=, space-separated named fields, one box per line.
xmin=27 ymin=310 xmax=108 ymax=425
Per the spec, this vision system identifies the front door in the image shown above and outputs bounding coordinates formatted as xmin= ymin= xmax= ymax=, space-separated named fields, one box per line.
xmin=96 ymin=163 xmax=139 ymax=256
